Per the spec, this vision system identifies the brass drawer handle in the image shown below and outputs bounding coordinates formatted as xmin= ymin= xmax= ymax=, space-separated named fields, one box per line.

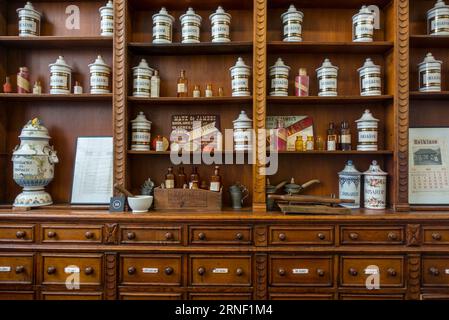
xmin=128 ymin=266 xmax=136 ymax=275
xmin=349 ymin=232 xmax=359 ymax=240
xmin=349 ymin=268 xmax=358 ymax=276
xmin=278 ymin=233 xmax=286 ymax=241
xmin=16 ymin=231 xmax=26 ymax=239
xmin=85 ymin=231 xmax=94 ymax=239
xmin=317 ymin=233 xmax=326 ymax=240
xmin=432 ymin=233 xmax=442 ymax=241
xmin=429 ymin=267 xmax=440 ymax=276
xmin=236 ymin=268 xmax=244 ymax=276
xmin=15 ymin=266 xmax=25 ymax=274
xmin=165 ymin=232 xmax=173 ymax=240
xmin=278 ymin=268 xmax=286 ymax=276
xmin=164 ymin=267 xmax=174 ymax=275
xmin=388 ymin=232 xmax=398 ymax=241
xmin=235 ymin=233 xmax=244 ymax=241
xmin=47 ymin=266 xmax=56 ymax=275
xmin=127 ymin=232 xmax=136 ymax=240
xmin=317 ymin=269 xmax=325 ymax=277
xmin=197 ymin=267 xmax=205 ymax=276
xmin=47 ymin=231 xmax=56 ymax=238
xmin=84 ymin=267 xmax=94 ymax=275
xmin=387 ymin=268 xmax=397 ymax=277
xmin=198 ymin=232 xmax=206 ymax=240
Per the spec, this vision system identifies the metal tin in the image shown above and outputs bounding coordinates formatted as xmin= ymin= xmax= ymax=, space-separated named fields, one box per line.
xmin=180 ymin=7 xmax=202 ymax=44
xmin=358 ymin=58 xmax=381 ymax=96
xmin=281 ymin=4 xmax=304 ymax=42
xmin=418 ymin=52 xmax=442 ymax=92
xmin=99 ymin=0 xmax=114 ymax=37
xmin=49 ymin=56 xmax=72 ymax=95
xmin=11 ymin=118 xmax=59 ymax=207
xmin=316 ymin=58 xmax=338 ymax=97
xmin=427 ymin=0 xmax=449 ymax=35
xmin=210 ymin=6 xmax=231 ymax=42
xmin=131 ymin=112 xmax=152 ymax=151
xmin=17 ymin=2 xmax=41 ymax=37
xmin=363 ymin=160 xmax=388 ymax=209
xmin=230 ymin=57 xmax=251 ymax=97
xmin=88 ymin=55 xmax=111 ymax=94
xmin=152 ymin=7 xmax=175 ymax=44
xmin=352 ymin=6 xmax=375 ymax=42
xmin=338 ymin=160 xmax=362 ymax=209
xmin=356 ymin=109 xmax=379 ymax=151
xmin=233 ymin=110 xmax=253 ymax=151
xmin=132 ymin=59 xmax=154 ymax=98
xmin=269 ymin=58 xmax=291 ymax=96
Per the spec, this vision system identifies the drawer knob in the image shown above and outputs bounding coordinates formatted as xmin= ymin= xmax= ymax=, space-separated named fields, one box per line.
xmin=387 ymin=268 xmax=397 ymax=277
xmin=388 ymin=232 xmax=398 ymax=241
xmin=127 ymin=232 xmax=136 ymax=240
xmin=47 ymin=231 xmax=56 ymax=238
xmin=128 ymin=266 xmax=136 ymax=275
xmin=349 ymin=233 xmax=359 ymax=240
xmin=236 ymin=268 xmax=244 ymax=276
xmin=349 ymin=268 xmax=358 ymax=276
xmin=15 ymin=266 xmax=25 ymax=274
xmin=165 ymin=232 xmax=173 ymax=240
xmin=317 ymin=233 xmax=326 ymax=240
xmin=429 ymin=267 xmax=440 ymax=276
xmin=15 ymin=231 xmax=26 ymax=239
xmin=198 ymin=232 xmax=206 ymax=240
xmin=197 ymin=267 xmax=205 ymax=276
xmin=164 ymin=267 xmax=174 ymax=275
xmin=317 ymin=269 xmax=325 ymax=277
xmin=278 ymin=268 xmax=286 ymax=276
xmin=47 ymin=266 xmax=56 ymax=275
xmin=278 ymin=233 xmax=286 ymax=241
xmin=84 ymin=267 xmax=94 ymax=275
xmin=235 ymin=233 xmax=244 ymax=241
xmin=432 ymin=233 xmax=442 ymax=241
xmin=85 ymin=231 xmax=94 ymax=239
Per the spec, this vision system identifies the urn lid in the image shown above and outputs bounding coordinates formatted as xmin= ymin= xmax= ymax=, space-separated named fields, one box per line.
xmin=338 ymin=160 xmax=362 ymax=176
xmin=131 ymin=112 xmax=152 ymax=125
xmin=99 ymin=0 xmax=113 ymax=12
xmin=180 ymin=7 xmax=202 ymax=22
xmin=88 ymin=55 xmax=110 ymax=69
xmin=364 ymin=160 xmax=388 ymax=176
xmin=353 ymin=5 xmax=373 ymax=18
xmin=418 ymin=52 xmax=442 ymax=67
xmin=357 ymin=58 xmax=380 ymax=72
xmin=316 ymin=58 xmax=338 ymax=72
xmin=19 ymin=118 xmax=50 ymax=140
xmin=269 ymin=58 xmax=291 ymax=71
xmin=233 ymin=110 xmax=253 ymax=128
xmin=284 ymin=177 xmax=301 ymax=193
xmin=230 ymin=57 xmax=251 ymax=72
xmin=356 ymin=109 xmax=379 ymax=124
xmin=152 ymin=7 xmax=175 ymax=22
xmin=210 ymin=6 xmax=231 ymax=20
xmin=17 ymin=2 xmax=41 ymax=16
xmin=428 ymin=0 xmax=449 ymax=14
xmin=49 ymin=56 xmax=72 ymax=70
xmin=133 ymin=59 xmax=153 ymax=72
xmin=281 ymin=4 xmax=304 ymax=20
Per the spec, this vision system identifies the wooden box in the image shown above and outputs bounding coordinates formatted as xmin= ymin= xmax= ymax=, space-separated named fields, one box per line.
xmin=154 ymin=188 xmax=222 ymax=211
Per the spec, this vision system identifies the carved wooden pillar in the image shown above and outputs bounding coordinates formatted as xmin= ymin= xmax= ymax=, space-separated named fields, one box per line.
xmin=406 ymin=254 xmax=421 ymax=300
xmin=104 ymin=253 xmax=118 ymax=300
xmin=254 ymin=254 xmax=268 ymax=299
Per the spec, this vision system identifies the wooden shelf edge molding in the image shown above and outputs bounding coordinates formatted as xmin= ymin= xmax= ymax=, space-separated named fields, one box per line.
xmin=267 ymin=95 xmax=393 ymax=104
xmin=128 ymin=41 xmax=253 ymax=55
xmin=268 ymin=41 xmax=394 ymax=54
xmin=0 ymin=93 xmax=112 ymax=101
xmin=0 ymin=36 xmax=112 ymax=48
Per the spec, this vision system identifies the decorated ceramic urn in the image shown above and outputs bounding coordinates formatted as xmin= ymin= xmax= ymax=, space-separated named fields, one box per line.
xmin=12 ymin=118 xmax=59 ymax=207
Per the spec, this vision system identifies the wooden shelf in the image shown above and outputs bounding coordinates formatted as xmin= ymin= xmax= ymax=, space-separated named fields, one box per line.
xmin=128 ymin=96 xmax=252 ymax=105
xmin=128 ymin=41 xmax=253 ymax=55
xmin=272 ymin=150 xmax=394 ymax=155
xmin=268 ymin=0 xmax=391 ymax=8
xmin=268 ymin=41 xmax=394 ymax=54
xmin=0 ymin=204 xmax=109 ymax=211
xmin=0 ymin=36 xmax=112 ymax=48
xmin=128 ymin=150 xmax=247 ymax=155
xmin=410 ymin=35 xmax=449 ymax=48
xmin=0 ymin=93 xmax=113 ymax=102
xmin=267 ymin=95 xmax=393 ymax=105
xmin=410 ymin=91 xmax=449 ymax=100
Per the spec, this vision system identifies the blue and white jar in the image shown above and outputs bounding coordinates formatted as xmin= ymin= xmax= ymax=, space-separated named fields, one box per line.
xmin=12 ymin=118 xmax=59 ymax=207
xmin=338 ymin=160 xmax=362 ymax=209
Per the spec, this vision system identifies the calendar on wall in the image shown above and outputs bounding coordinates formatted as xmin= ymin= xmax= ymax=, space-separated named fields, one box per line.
xmin=409 ymin=128 xmax=449 ymax=204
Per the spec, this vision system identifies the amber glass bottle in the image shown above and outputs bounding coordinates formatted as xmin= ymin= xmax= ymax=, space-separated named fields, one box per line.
xmin=165 ymin=167 xmax=175 ymax=189
xmin=189 ymin=166 xmax=200 ymax=189
xmin=177 ymin=166 xmax=187 ymax=188
xmin=210 ymin=166 xmax=221 ymax=192
xmin=177 ymin=70 xmax=188 ymax=97
xmin=340 ymin=121 xmax=352 ymax=151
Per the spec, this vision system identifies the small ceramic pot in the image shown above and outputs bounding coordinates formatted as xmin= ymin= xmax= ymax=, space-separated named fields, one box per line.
xmin=89 ymin=55 xmax=111 ymax=94
xmin=230 ymin=57 xmax=251 ymax=97
xmin=180 ymin=7 xmax=202 ymax=43
xmin=356 ymin=109 xmax=379 ymax=151
xmin=269 ymin=58 xmax=291 ymax=96
xmin=358 ymin=58 xmax=381 ymax=96
xmin=418 ymin=52 xmax=442 ymax=92
xmin=49 ymin=56 xmax=72 ymax=95
xmin=152 ymin=7 xmax=175 ymax=44
xmin=128 ymin=195 xmax=153 ymax=213
xmin=352 ymin=6 xmax=375 ymax=42
xmin=316 ymin=58 xmax=338 ymax=97
xmin=281 ymin=4 xmax=304 ymax=42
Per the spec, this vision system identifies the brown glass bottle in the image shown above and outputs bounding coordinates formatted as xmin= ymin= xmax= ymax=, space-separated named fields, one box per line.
xmin=326 ymin=122 xmax=337 ymax=151
xmin=177 ymin=166 xmax=187 ymax=188
xmin=189 ymin=166 xmax=200 ymax=189
xmin=177 ymin=70 xmax=188 ymax=97
xmin=209 ymin=166 xmax=221 ymax=192
xmin=165 ymin=167 xmax=175 ymax=189
xmin=340 ymin=121 xmax=352 ymax=151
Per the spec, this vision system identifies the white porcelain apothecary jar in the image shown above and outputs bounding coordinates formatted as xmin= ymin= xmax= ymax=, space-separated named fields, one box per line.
xmin=132 ymin=59 xmax=154 ymax=98
xmin=363 ymin=160 xmax=388 ymax=210
xmin=210 ymin=6 xmax=231 ymax=42
xmin=152 ymin=7 xmax=175 ymax=44
xmin=89 ymin=55 xmax=111 ymax=94
xmin=352 ymin=6 xmax=375 ymax=42
xmin=49 ymin=56 xmax=72 ymax=95
xmin=281 ymin=4 xmax=304 ymax=42
xmin=180 ymin=7 xmax=202 ymax=43
xmin=358 ymin=58 xmax=381 ymax=96
xmin=338 ymin=160 xmax=362 ymax=209
xmin=131 ymin=112 xmax=152 ymax=151
xmin=12 ymin=118 xmax=59 ymax=207
xmin=356 ymin=109 xmax=379 ymax=151
xmin=316 ymin=58 xmax=338 ymax=97
xmin=17 ymin=2 xmax=41 ymax=37
xmin=233 ymin=110 xmax=253 ymax=151
xmin=269 ymin=58 xmax=290 ymax=96
xmin=418 ymin=52 xmax=442 ymax=92
xmin=230 ymin=57 xmax=251 ymax=97
xmin=99 ymin=0 xmax=114 ymax=37
xmin=427 ymin=0 xmax=449 ymax=36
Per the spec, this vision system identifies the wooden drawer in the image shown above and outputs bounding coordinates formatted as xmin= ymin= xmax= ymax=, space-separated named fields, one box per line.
xmin=0 ymin=253 xmax=34 ymax=285
xmin=42 ymin=254 xmax=103 ymax=286
xmin=423 ymin=227 xmax=449 ymax=245
xmin=189 ymin=226 xmax=252 ymax=245
xmin=0 ymin=224 xmax=34 ymax=243
xmin=340 ymin=256 xmax=405 ymax=288
xmin=0 ymin=291 xmax=34 ymax=300
xmin=120 ymin=226 xmax=182 ymax=245
xmin=120 ymin=292 xmax=183 ymax=300
xmin=268 ymin=226 xmax=334 ymax=245
xmin=340 ymin=226 xmax=404 ymax=245
xmin=422 ymin=256 xmax=449 ymax=287
xmin=189 ymin=293 xmax=252 ymax=300
xmin=421 ymin=294 xmax=449 ymax=300
xmin=120 ymin=255 xmax=182 ymax=286
xmin=269 ymin=256 xmax=333 ymax=287
xmin=269 ymin=293 xmax=334 ymax=300
xmin=340 ymin=293 xmax=404 ymax=300
xmin=41 ymin=292 xmax=103 ymax=300
xmin=41 ymin=225 xmax=102 ymax=244
xmin=190 ymin=255 xmax=251 ymax=287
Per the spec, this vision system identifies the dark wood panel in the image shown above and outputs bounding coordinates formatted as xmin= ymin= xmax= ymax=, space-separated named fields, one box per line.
xmin=128 ymin=42 xmax=252 ymax=55
xmin=268 ymin=41 xmax=394 ymax=54
xmin=0 ymin=36 xmax=112 ymax=48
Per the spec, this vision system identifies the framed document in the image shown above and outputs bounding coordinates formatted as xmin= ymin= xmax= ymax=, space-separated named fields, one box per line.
xmin=409 ymin=128 xmax=449 ymax=204
xmin=71 ymin=137 xmax=113 ymax=204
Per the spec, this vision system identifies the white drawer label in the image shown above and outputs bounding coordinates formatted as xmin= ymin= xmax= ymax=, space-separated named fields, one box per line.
xmin=365 ymin=268 xmax=379 ymax=275
xmin=292 ymin=268 xmax=309 ymax=274
xmin=64 ymin=267 xmax=80 ymax=273
xmin=0 ymin=266 xmax=11 ymax=272
xmin=142 ymin=268 xmax=159 ymax=274
xmin=212 ymin=268 xmax=228 ymax=274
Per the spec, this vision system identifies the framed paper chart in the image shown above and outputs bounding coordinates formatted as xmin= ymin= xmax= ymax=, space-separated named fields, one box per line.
xmin=71 ymin=137 xmax=113 ymax=205
xmin=409 ymin=128 xmax=449 ymax=205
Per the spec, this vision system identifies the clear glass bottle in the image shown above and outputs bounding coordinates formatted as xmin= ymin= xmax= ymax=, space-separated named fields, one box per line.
xmin=340 ymin=121 xmax=352 ymax=151
xmin=306 ymin=136 xmax=314 ymax=151
xmin=155 ymin=135 xmax=164 ymax=151
xmin=205 ymin=84 xmax=213 ymax=97
xmin=210 ymin=166 xmax=221 ymax=192
xmin=177 ymin=70 xmax=188 ymax=97
xmin=150 ymin=70 xmax=160 ymax=98
xmin=165 ymin=167 xmax=175 ymax=189
xmin=193 ymin=85 xmax=201 ymax=98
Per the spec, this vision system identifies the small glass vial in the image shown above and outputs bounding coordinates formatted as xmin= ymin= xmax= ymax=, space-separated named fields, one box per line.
xmin=295 ymin=136 xmax=304 ymax=151
xmin=155 ymin=135 xmax=164 ymax=152
xmin=193 ymin=85 xmax=201 ymax=98
xmin=281 ymin=4 xmax=304 ymax=42
xmin=352 ymin=6 xmax=375 ymax=42
xmin=340 ymin=121 xmax=352 ymax=151
xmin=306 ymin=136 xmax=314 ymax=151
xmin=180 ymin=7 xmax=202 ymax=44
xmin=210 ymin=6 xmax=231 ymax=42
xmin=210 ymin=166 xmax=221 ymax=192
xmin=205 ymin=84 xmax=213 ymax=97
xmin=17 ymin=67 xmax=30 ymax=94
xmin=17 ymin=2 xmax=41 ymax=37
xmin=326 ymin=122 xmax=337 ymax=151
xmin=165 ymin=167 xmax=175 ymax=189
xmin=418 ymin=52 xmax=442 ymax=92
xmin=32 ymin=81 xmax=42 ymax=94
xmin=150 ymin=70 xmax=160 ymax=98
xmin=316 ymin=136 xmax=325 ymax=151
xmin=99 ymin=1 xmax=114 ymax=37
xmin=73 ymin=81 xmax=83 ymax=94
xmin=269 ymin=58 xmax=291 ymax=96
xmin=427 ymin=0 xmax=449 ymax=36
xmin=3 ymin=77 xmax=12 ymax=93
xmin=358 ymin=58 xmax=382 ymax=96
xmin=189 ymin=167 xmax=200 ymax=189
xmin=316 ymin=58 xmax=338 ymax=97
xmin=295 ymin=68 xmax=309 ymax=97
xmin=177 ymin=70 xmax=188 ymax=97
xmin=152 ymin=7 xmax=175 ymax=44
xmin=218 ymin=87 xmax=224 ymax=97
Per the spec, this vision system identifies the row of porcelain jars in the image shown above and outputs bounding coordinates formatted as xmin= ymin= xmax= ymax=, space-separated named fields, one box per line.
xmin=153 ymin=6 xmax=231 ymax=44
xmin=49 ymin=55 xmax=111 ymax=94
xmin=269 ymin=57 xmax=382 ymax=97
xmin=338 ymin=160 xmax=387 ymax=209
xmin=17 ymin=1 xmax=113 ymax=37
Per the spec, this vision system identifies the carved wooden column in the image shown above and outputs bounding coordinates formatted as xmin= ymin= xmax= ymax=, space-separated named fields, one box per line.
xmin=254 ymin=254 xmax=268 ymax=299
xmin=406 ymin=254 xmax=421 ymax=300
xmin=104 ymin=253 xmax=118 ymax=300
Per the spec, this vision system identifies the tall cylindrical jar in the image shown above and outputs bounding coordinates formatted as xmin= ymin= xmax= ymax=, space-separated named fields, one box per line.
xmin=16 ymin=2 xmax=41 ymax=37
xmin=180 ymin=7 xmax=202 ymax=44
xmin=49 ymin=56 xmax=72 ymax=95
xmin=152 ymin=7 xmax=175 ymax=44
xmin=358 ymin=58 xmax=382 ymax=96
xmin=363 ymin=160 xmax=388 ymax=210
xmin=131 ymin=112 xmax=152 ymax=151
xmin=418 ymin=52 xmax=442 ymax=92
xmin=209 ymin=6 xmax=231 ymax=42
xmin=281 ymin=4 xmax=304 ymax=42
xmin=133 ymin=59 xmax=154 ymax=98
xmin=352 ymin=6 xmax=375 ymax=42
xmin=427 ymin=0 xmax=449 ymax=35
xmin=316 ymin=58 xmax=338 ymax=97
xmin=233 ymin=111 xmax=253 ymax=151
xmin=356 ymin=109 xmax=379 ymax=151
xmin=99 ymin=0 xmax=114 ymax=37
xmin=269 ymin=58 xmax=290 ymax=96
xmin=338 ymin=160 xmax=362 ymax=209
xmin=88 ymin=55 xmax=111 ymax=94
xmin=230 ymin=57 xmax=251 ymax=97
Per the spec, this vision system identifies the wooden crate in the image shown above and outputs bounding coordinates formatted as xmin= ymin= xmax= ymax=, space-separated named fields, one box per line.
xmin=154 ymin=188 xmax=222 ymax=211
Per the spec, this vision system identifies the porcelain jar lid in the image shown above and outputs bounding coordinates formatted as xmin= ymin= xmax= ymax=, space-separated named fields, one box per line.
xmin=152 ymin=7 xmax=175 ymax=22
xmin=281 ymin=4 xmax=304 ymax=20
xmin=89 ymin=55 xmax=110 ymax=69
xmin=210 ymin=6 xmax=231 ymax=20
xmin=353 ymin=5 xmax=373 ymax=19
xmin=269 ymin=58 xmax=291 ymax=72
xmin=428 ymin=0 xmax=449 ymax=14
xmin=357 ymin=58 xmax=380 ymax=72
xmin=233 ymin=110 xmax=252 ymax=128
xmin=316 ymin=58 xmax=338 ymax=72
xmin=230 ymin=57 xmax=251 ymax=72
xmin=338 ymin=160 xmax=362 ymax=176
xmin=17 ymin=2 xmax=41 ymax=16
xmin=49 ymin=56 xmax=72 ymax=70
xmin=356 ymin=109 xmax=379 ymax=125
xmin=131 ymin=112 xmax=152 ymax=126
xmin=19 ymin=118 xmax=50 ymax=140
xmin=419 ymin=52 xmax=442 ymax=67
xmin=133 ymin=59 xmax=153 ymax=71
xmin=364 ymin=160 xmax=388 ymax=176
xmin=99 ymin=0 xmax=113 ymax=12
xmin=180 ymin=7 xmax=202 ymax=22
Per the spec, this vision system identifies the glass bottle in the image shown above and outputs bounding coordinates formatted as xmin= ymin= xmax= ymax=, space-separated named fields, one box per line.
xmin=274 ymin=119 xmax=287 ymax=151
xmin=189 ymin=166 xmax=200 ymax=189
xmin=177 ymin=166 xmax=187 ymax=188
xmin=295 ymin=68 xmax=309 ymax=97
xmin=218 ymin=87 xmax=224 ymax=97
xmin=150 ymin=70 xmax=160 ymax=98
xmin=73 ymin=81 xmax=83 ymax=94
xmin=3 ymin=77 xmax=12 ymax=93
xmin=200 ymin=181 xmax=208 ymax=189
xmin=306 ymin=136 xmax=314 ymax=151
xmin=193 ymin=85 xmax=200 ymax=98
xmin=210 ymin=166 xmax=221 ymax=192
xmin=295 ymin=136 xmax=304 ymax=151
xmin=165 ymin=167 xmax=175 ymax=189
xmin=177 ymin=70 xmax=188 ymax=97
xmin=205 ymin=84 xmax=213 ymax=97
xmin=316 ymin=135 xmax=325 ymax=151
xmin=327 ymin=122 xmax=337 ymax=151
xmin=155 ymin=135 xmax=164 ymax=151
xmin=340 ymin=121 xmax=352 ymax=151
xmin=32 ymin=81 xmax=42 ymax=94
